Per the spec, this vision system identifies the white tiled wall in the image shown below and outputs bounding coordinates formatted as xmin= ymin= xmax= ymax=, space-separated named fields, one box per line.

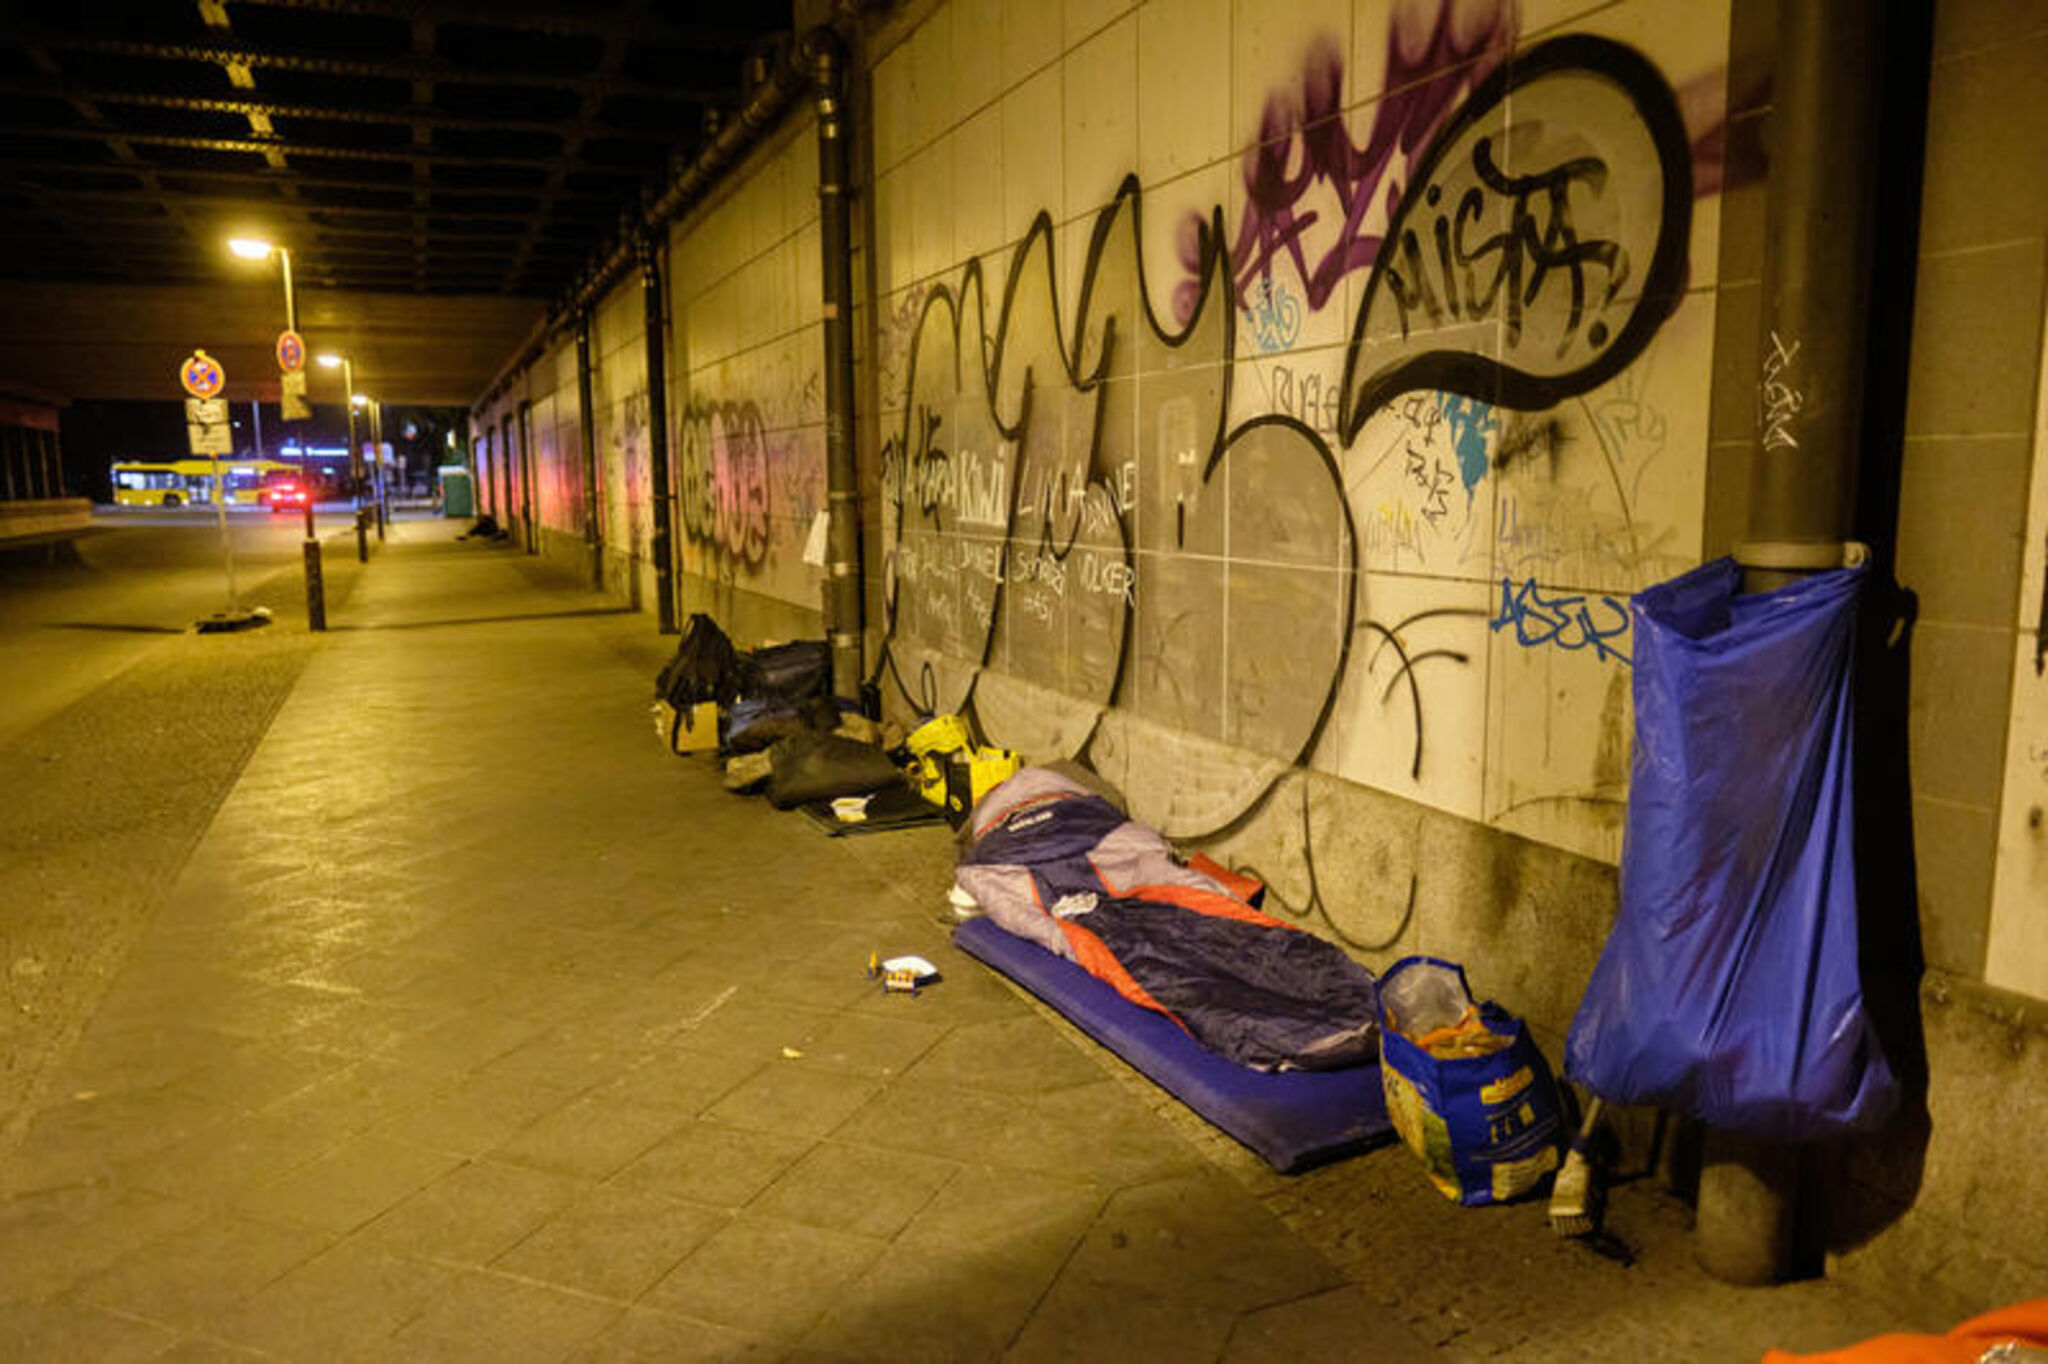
xmin=666 ymin=122 xmax=827 ymax=614
xmin=866 ymin=0 xmax=1732 ymax=866
xmin=474 ymin=0 xmax=1792 ymax=887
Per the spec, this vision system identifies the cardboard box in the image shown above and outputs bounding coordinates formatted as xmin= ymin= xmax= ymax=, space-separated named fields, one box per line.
xmin=653 ymin=700 xmax=720 ymax=754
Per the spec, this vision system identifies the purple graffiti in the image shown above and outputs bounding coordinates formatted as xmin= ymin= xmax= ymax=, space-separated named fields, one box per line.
xmin=1174 ymin=3 xmax=1516 ymax=325
xmin=680 ymin=399 xmax=772 ymax=565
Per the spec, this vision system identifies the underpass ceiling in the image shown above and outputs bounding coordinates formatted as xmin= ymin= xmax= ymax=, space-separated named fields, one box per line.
xmin=0 ymin=0 xmax=798 ymax=405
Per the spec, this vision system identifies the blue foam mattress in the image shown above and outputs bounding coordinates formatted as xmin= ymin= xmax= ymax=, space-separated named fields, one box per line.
xmin=953 ymin=915 xmax=1393 ymax=1173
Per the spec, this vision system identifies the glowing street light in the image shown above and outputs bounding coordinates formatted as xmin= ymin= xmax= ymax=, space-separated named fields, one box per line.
xmin=227 ymin=236 xmax=296 ymax=332
xmin=318 ymin=352 xmax=375 ymax=558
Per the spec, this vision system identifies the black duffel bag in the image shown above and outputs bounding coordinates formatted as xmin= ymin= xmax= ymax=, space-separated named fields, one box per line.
xmin=737 ymin=639 xmax=830 ymax=705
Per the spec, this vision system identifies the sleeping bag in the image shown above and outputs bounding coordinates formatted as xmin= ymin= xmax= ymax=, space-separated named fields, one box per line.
xmin=956 ymin=768 xmax=1380 ymax=1071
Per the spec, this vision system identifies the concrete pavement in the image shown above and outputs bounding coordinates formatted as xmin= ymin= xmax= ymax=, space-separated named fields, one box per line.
xmin=0 ymin=519 xmax=1914 ymax=1360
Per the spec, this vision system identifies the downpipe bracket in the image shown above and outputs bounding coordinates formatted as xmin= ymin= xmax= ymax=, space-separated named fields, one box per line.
xmin=1733 ymin=539 xmax=1871 ymax=574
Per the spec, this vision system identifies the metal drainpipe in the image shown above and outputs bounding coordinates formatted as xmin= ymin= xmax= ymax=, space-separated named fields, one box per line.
xmin=576 ymin=312 xmax=604 ymax=591
xmin=1710 ymin=0 xmax=1884 ymax=1287
xmin=1735 ymin=0 xmax=1880 ymax=590
xmin=809 ymin=29 xmax=863 ymax=701
xmin=518 ymin=400 xmax=537 ymax=556
xmin=640 ymin=230 xmax=678 ymax=635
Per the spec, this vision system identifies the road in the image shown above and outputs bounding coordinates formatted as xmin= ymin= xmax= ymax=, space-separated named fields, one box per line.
xmin=0 ymin=506 xmax=344 ymax=747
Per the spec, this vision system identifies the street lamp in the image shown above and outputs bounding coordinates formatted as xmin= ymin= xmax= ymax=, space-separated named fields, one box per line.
xmin=227 ymin=234 xmax=314 ymax=629
xmin=228 ymin=235 xmax=318 ymax=549
xmin=355 ymin=393 xmax=389 ymax=541
xmin=227 ymin=237 xmax=296 ymax=334
xmin=320 ymin=353 xmax=375 ymax=560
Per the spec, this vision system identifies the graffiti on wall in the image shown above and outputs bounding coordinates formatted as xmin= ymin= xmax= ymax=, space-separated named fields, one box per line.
xmin=679 ymin=399 xmax=777 ymax=566
xmin=876 ymin=31 xmax=1694 ymax=855
xmin=1204 ymin=10 xmax=1515 ymax=325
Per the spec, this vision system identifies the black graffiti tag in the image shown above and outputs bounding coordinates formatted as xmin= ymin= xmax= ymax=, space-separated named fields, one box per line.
xmin=1383 ymin=140 xmax=1629 ymax=358
xmin=1341 ymin=34 xmax=1693 ymax=444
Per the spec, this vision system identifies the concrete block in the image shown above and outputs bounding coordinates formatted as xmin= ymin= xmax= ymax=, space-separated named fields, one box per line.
xmin=1904 ymin=242 xmax=2046 ymax=439
xmin=1910 ymin=795 xmax=1998 ymax=978
xmin=1932 ymin=0 xmax=2048 ymax=58
xmin=1831 ymin=974 xmax=2048 ymax=1324
xmin=1908 ymin=620 xmax=2017 ymax=809
xmin=1920 ymin=32 xmax=2048 ymax=254
xmin=1894 ymin=435 xmax=2031 ymax=630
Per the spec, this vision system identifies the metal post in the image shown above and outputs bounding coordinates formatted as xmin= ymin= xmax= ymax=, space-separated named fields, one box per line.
xmin=211 ymin=446 xmax=237 ymax=609
xmin=1709 ymin=0 xmax=1886 ymax=1286
xmin=279 ymin=247 xmax=296 ymax=335
xmin=518 ymin=400 xmax=536 ymax=555
xmin=370 ymin=400 xmax=387 ymax=541
xmin=498 ymin=414 xmax=514 ymax=531
xmin=1735 ymin=0 xmax=1882 ymax=591
xmin=339 ymin=360 xmax=369 ymax=562
xmin=810 ymin=30 xmax=863 ymax=698
xmin=576 ymin=312 xmax=604 ymax=590
xmin=639 ymin=231 xmax=677 ymax=633
xmin=303 ymin=538 xmax=326 ymax=631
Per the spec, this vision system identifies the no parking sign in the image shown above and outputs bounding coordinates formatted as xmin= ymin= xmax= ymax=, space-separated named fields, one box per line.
xmin=180 ymin=349 xmax=224 ymax=399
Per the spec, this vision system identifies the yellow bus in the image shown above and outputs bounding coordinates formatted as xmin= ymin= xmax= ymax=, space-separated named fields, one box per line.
xmin=110 ymin=458 xmax=297 ymax=508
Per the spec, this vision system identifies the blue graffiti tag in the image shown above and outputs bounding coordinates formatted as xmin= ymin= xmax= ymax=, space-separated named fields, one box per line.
xmin=1241 ymin=274 xmax=1303 ymax=353
xmin=1490 ymin=576 xmax=1632 ymax=664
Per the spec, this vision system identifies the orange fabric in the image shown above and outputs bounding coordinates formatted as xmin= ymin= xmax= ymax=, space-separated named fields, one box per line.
xmin=1056 ymin=918 xmax=1185 ymax=1030
xmin=1761 ymin=1299 xmax=2048 ymax=1364
xmin=1126 ymin=880 xmax=1300 ymax=933
xmin=1186 ymin=853 xmax=1265 ymax=906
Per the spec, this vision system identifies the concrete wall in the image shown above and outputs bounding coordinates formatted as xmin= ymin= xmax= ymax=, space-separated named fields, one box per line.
xmin=1820 ymin=0 xmax=2048 ymax=1312
xmin=471 ymin=0 xmax=2048 ymax=1312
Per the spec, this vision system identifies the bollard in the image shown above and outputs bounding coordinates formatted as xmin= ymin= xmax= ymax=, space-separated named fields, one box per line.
xmin=1696 ymin=1128 xmax=1799 ymax=1284
xmin=355 ymin=507 xmax=369 ymax=562
xmin=302 ymin=538 xmax=326 ymax=632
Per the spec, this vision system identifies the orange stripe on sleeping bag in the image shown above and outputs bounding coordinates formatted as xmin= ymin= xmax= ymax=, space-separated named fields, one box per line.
xmin=1124 ymin=880 xmax=1300 ymax=932
xmin=1055 ymin=918 xmax=1188 ymax=1030
xmin=1187 ymin=852 xmax=1264 ymax=906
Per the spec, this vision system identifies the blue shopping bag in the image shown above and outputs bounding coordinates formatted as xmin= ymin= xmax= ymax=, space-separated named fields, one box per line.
xmin=1565 ymin=558 xmax=1898 ymax=1141
xmin=1380 ymin=957 xmax=1564 ymax=1206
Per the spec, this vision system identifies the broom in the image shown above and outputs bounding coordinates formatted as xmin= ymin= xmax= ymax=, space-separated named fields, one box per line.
xmin=1548 ymin=1096 xmax=1606 ymax=1236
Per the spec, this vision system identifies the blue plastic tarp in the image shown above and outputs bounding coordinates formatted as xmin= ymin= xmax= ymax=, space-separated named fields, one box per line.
xmin=1565 ymin=557 xmax=1898 ymax=1141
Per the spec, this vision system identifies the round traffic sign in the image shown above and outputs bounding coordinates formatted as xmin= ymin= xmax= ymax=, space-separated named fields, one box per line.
xmin=180 ymin=349 xmax=225 ymax=399
xmin=276 ymin=330 xmax=306 ymax=373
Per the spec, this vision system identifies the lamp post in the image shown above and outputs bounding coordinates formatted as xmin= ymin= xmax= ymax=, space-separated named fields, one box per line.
xmin=320 ymin=353 xmax=372 ymax=563
xmin=229 ymin=237 xmax=296 ymax=333
xmin=230 ymin=236 xmax=320 ymax=628
xmin=365 ymin=395 xmax=388 ymax=541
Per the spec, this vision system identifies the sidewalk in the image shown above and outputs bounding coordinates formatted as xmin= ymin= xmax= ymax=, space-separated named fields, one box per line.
xmin=0 ymin=520 xmax=1905 ymax=1361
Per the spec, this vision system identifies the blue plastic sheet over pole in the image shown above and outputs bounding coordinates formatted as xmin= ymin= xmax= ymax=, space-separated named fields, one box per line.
xmin=1566 ymin=558 xmax=1897 ymax=1143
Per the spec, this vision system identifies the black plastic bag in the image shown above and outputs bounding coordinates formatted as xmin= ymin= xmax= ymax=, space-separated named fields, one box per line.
xmin=765 ymin=733 xmax=906 ymax=809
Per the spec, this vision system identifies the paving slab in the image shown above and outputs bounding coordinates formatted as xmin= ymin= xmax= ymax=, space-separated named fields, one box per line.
xmin=0 ymin=518 xmax=1920 ymax=1361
